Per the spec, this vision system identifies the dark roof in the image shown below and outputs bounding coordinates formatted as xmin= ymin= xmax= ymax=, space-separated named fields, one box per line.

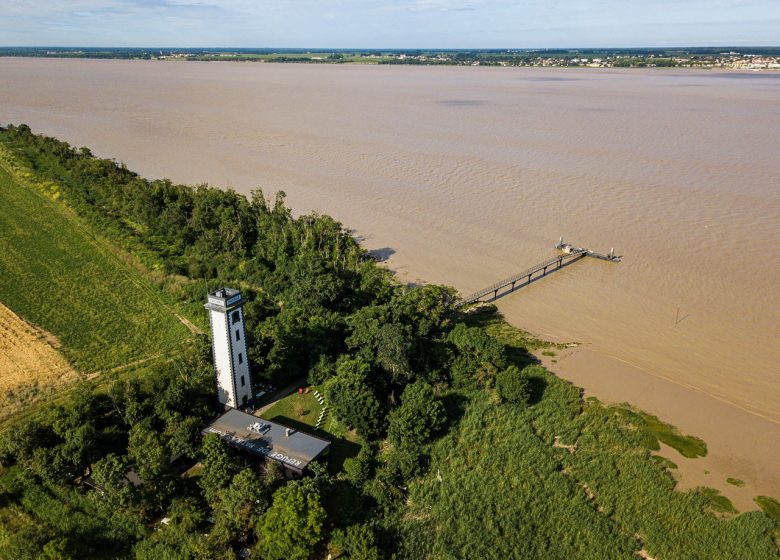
xmin=204 ymin=287 xmax=245 ymax=312
xmin=203 ymin=409 xmax=330 ymax=472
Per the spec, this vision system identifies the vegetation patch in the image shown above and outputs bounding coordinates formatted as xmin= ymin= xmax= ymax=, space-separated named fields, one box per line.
xmin=755 ymin=496 xmax=780 ymax=524
xmin=0 ymin=158 xmax=191 ymax=374
xmin=614 ymin=406 xmax=708 ymax=458
xmin=698 ymin=487 xmax=738 ymax=514
xmin=726 ymin=477 xmax=745 ymax=487
xmin=467 ymin=306 xmax=557 ymax=353
xmin=651 ymin=455 xmax=678 ymax=470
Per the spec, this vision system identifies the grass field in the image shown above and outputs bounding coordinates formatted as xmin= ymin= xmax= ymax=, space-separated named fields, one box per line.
xmin=0 ymin=155 xmax=191 ymax=387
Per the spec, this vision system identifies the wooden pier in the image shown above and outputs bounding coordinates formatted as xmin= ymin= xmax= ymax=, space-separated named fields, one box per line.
xmin=459 ymin=238 xmax=620 ymax=306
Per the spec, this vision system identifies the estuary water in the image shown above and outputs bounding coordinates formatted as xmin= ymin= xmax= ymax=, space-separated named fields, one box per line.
xmin=1 ymin=60 xmax=778 ymax=455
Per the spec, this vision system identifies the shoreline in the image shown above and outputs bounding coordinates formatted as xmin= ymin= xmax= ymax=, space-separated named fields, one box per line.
xmin=535 ymin=345 xmax=780 ymax=511
xmin=389 ymin=251 xmax=779 ymax=509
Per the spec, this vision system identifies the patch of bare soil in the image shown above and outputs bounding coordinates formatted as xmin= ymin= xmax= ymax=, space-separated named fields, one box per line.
xmin=0 ymin=302 xmax=79 ymax=419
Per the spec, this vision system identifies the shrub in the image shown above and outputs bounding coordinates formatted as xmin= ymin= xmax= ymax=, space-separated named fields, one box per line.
xmin=495 ymin=365 xmax=530 ymax=405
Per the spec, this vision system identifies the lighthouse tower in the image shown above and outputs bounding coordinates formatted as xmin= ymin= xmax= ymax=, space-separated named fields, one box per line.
xmin=205 ymin=288 xmax=252 ymax=409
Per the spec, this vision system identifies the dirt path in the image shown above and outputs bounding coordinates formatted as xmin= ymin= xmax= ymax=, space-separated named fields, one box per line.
xmin=175 ymin=313 xmax=203 ymax=335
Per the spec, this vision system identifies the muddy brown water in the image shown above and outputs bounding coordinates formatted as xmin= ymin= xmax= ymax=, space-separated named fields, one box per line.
xmin=1 ymin=58 xmax=779 ymax=501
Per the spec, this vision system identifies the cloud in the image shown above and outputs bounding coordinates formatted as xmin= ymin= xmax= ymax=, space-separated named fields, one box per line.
xmin=0 ymin=0 xmax=778 ymax=47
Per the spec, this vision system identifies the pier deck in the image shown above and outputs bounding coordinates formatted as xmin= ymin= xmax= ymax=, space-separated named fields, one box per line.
xmin=459 ymin=239 xmax=619 ymax=306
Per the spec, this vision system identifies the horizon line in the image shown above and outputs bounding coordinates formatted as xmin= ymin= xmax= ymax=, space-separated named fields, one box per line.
xmin=3 ymin=45 xmax=780 ymax=50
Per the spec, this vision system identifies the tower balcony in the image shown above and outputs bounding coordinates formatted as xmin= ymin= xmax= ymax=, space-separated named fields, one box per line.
xmin=204 ymin=287 xmax=245 ymax=312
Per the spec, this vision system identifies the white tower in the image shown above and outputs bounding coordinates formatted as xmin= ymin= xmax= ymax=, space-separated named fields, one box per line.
xmin=205 ymin=288 xmax=252 ymax=409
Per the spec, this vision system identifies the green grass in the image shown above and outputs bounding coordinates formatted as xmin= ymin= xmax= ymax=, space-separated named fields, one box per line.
xmin=480 ymin=313 xmax=557 ymax=353
xmin=0 ymin=159 xmax=191 ymax=373
xmin=726 ymin=477 xmax=745 ymax=487
xmin=755 ymin=496 xmax=780 ymax=524
xmin=698 ymin=487 xmax=738 ymax=514
xmin=652 ymin=455 xmax=678 ymax=470
xmin=260 ymin=388 xmax=322 ymax=429
xmin=461 ymin=306 xmax=558 ymax=373
xmin=399 ymin=387 xmax=778 ymax=559
xmin=615 ymin=406 xmax=708 ymax=458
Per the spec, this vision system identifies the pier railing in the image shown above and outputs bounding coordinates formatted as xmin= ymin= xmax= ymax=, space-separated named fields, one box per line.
xmin=459 ymin=239 xmax=619 ymax=306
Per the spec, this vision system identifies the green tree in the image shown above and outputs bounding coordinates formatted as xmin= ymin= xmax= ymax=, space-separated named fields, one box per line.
xmin=108 ymin=379 xmax=147 ymax=427
xmin=324 ymin=357 xmax=384 ymax=437
xmin=256 ymin=481 xmax=326 ymax=560
xmin=387 ymin=381 xmax=445 ymax=448
xmin=447 ymin=324 xmax=507 ymax=388
xmin=41 ymin=538 xmax=73 ymax=560
xmin=167 ymin=415 xmax=203 ymax=460
xmin=92 ymin=453 xmax=135 ymax=508
xmin=128 ymin=423 xmax=169 ymax=482
xmin=211 ymin=468 xmax=268 ymax=545
xmin=331 ymin=523 xmax=381 ymax=560
xmin=128 ymin=422 xmax=175 ymax=508
xmin=373 ymin=322 xmax=413 ymax=382
xmin=342 ymin=442 xmax=377 ymax=487
xmin=198 ymin=434 xmax=237 ymax=506
xmin=133 ymin=497 xmax=204 ymax=560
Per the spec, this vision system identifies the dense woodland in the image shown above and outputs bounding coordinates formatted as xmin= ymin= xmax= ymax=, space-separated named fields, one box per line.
xmin=0 ymin=124 xmax=778 ymax=559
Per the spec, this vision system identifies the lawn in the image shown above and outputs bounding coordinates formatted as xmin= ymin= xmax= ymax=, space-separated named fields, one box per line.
xmin=0 ymin=156 xmax=192 ymax=375
xmin=260 ymin=388 xmax=323 ymax=429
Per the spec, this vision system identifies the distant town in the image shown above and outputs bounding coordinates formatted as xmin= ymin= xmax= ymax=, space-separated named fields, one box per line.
xmin=3 ymin=46 xmax=780 ymax=69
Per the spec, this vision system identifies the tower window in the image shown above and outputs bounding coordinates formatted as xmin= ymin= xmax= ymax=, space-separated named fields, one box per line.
xmin=235 ymin=330 xmax=240 ymax=341
xmin=231 ymin=311 xmax=241 ymax=324
xmin=238 ymin=353 xmax=243 ymax=365
xmin=241 ymin=375 xmax=245 ymax=387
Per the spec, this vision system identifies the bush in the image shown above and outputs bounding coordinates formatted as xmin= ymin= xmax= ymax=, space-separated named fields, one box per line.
xmin=495 ymin=365 xmax=530 ymax=405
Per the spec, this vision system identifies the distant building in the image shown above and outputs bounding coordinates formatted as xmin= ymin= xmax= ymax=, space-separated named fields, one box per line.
xmin=205 ymin=288 xmax=252 ymax=409
xmin=203 ymin=409 xmax=331 ymax=476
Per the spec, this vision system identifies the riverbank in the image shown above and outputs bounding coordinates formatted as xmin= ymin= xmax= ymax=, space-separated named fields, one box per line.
xmin=536 ymin=346 xmax=780 ymax=511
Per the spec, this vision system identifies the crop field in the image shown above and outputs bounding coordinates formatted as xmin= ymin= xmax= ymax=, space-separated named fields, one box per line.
xmin=0 ymin=302 xmax=79 ymax=420
xmin=0 ymin=158 xmax=191 ymax=378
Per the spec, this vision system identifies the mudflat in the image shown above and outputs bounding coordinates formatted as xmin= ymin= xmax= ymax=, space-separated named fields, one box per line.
xmin=1 ymin=58 xmax=778 ymax=500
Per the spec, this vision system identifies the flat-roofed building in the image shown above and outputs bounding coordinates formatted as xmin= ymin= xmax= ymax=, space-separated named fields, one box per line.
xmin=203 ymin=409 xmax=330 ymax=476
